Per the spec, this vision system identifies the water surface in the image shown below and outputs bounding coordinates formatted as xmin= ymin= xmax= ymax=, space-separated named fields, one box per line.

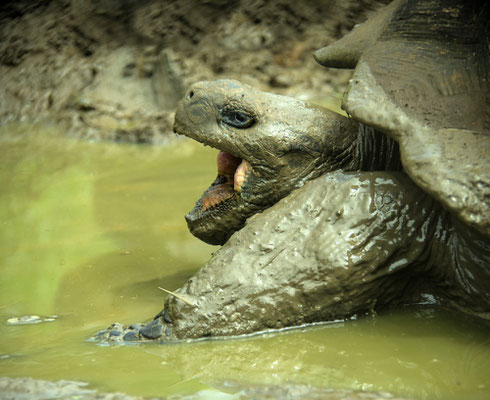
xmin=0 ymin=125 xmax=489 ymax=399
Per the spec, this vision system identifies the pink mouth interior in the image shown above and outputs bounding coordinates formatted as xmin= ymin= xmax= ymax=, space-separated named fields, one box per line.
xmin=201 ymin=151 xmax=241 ymax=211
xmin=217 ymin=151 xmax=242 ymax=180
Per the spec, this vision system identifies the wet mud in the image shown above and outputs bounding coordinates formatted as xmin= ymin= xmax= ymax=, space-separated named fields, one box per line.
xmin=0 ymin=0 xmax=389 ymax=142
xmin=0 ymin=377 xmax=415 ymax=400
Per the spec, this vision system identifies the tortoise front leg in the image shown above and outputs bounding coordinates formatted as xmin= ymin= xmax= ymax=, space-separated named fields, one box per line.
xmin=97 ymin=171 xmax=439 ymax=342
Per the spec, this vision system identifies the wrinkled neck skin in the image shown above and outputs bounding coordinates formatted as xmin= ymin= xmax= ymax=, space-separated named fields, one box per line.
xmin=173 ymin=79 xmax=401 ymax=245
xmin=426 ymin=216 xmax=490 ymax=318
xmin=354 ymin=124 xmax=401 ymax=171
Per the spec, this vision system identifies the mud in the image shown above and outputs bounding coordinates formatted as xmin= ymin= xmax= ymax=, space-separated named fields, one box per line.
xmin=0 ymin=0 xmax=389 ymax=143
xmin=0 ymin=377 xmax=414 ymax=400
xmin=0 ymin=377 xmax=147 ymax=400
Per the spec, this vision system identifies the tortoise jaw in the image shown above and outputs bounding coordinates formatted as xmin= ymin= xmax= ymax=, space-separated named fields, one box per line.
xmin=184 ymin=192 xmax=244 ymax=246
xmin=183 ymin=149 xmax=254 ymax=245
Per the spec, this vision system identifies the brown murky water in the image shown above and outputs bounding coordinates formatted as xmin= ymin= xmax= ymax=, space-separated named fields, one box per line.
xmin=0 ymin=124 xmax=489 ymax=399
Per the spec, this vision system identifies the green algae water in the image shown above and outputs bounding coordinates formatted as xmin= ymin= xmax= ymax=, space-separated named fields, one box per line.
xmin=0 ymin=124 xmax=489 ymax=400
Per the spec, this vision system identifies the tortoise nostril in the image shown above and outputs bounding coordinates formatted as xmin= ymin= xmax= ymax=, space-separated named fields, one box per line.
xmin=189 ymin=91 xmax=194 ymax=99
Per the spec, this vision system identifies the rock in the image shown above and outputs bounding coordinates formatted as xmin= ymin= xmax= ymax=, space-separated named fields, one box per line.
xmin=139 ymin=318 xmax=163 ymax=339
xmin=123 ymin=331 xmax=140 ymax=341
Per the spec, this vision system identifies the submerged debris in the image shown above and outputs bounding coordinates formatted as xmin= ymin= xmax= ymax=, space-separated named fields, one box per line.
xmin=6 ymin=315 xmax=58 ymax=325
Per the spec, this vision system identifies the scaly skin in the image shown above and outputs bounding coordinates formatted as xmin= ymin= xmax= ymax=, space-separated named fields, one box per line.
xmin=162 ymin=171 xmax=442 ymax=339
xmin=94 ymin=80 xmax=489 ymax=344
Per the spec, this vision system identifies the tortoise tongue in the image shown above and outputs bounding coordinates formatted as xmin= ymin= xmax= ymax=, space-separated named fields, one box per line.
xmin=201 ymin=151 xmax=241 ymax=211
xmin=219 ymin=151 xmax=252 ymax=192
xmin=217 ymin=151 xmax=241 ymax=178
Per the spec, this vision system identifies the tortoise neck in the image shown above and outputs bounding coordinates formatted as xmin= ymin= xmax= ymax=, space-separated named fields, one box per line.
xmin=428 ymin=215 xmax=490 ymax=314
xmin=354 ymin=124 xmax=402 ymax=171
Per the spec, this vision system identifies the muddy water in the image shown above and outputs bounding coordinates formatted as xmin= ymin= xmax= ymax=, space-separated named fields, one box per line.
xmin=0 ymin=124 xmax=489 ymax=400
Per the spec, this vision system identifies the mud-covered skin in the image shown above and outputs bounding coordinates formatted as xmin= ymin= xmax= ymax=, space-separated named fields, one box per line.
xmin=174 ymin=79 xmax=400 ymax=245
xmin=162 ymin=172 xmax=438 ymax=339
xmin=95 ymin=171 xmax=489 ymax=343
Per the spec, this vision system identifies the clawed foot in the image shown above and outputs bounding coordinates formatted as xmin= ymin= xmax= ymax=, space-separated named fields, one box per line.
xmin=92 ymin=310 xmax=174 ymax=344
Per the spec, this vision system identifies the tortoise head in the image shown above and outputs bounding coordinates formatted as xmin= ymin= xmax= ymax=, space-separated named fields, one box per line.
xmin=173 ymin=79 xmax=358 ymax=245
xmin=174 ymin=80 xmax=356 ymax=244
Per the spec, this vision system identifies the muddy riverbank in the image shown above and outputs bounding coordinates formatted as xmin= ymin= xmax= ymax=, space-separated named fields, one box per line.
xmin=0 ymin=0 xmax=388 ymax=143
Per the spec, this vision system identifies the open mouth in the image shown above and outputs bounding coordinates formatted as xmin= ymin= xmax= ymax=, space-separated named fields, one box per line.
xmin=182 ymin=145 xmax=256 ymax=245
xmin=199 ymin=151 xmax=252 ymax=213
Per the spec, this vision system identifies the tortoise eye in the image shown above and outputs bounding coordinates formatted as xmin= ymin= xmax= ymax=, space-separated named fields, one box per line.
xmin=219 ymin=109 xmax=255 ymax=129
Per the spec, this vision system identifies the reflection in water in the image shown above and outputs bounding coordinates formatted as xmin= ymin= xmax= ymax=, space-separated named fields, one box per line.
xmin=0 ymin=125 xmax=489 ymax=400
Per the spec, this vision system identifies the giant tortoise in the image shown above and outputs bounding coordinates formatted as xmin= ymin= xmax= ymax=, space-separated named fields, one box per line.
xmin=97 ymin=0 xmax=489 ymax=342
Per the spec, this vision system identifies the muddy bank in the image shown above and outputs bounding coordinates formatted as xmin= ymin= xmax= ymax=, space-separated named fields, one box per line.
xmin=0 ymin=0 xmax=388 ymax=143
xmin=0 ymin=377 xmax=413 ymax=400
xmin=0 ymin=377 xmax=148 ymax=400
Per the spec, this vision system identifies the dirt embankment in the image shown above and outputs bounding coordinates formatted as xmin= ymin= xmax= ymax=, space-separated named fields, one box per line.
xmin=0 ymin=0 xmax=388 ymax=143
